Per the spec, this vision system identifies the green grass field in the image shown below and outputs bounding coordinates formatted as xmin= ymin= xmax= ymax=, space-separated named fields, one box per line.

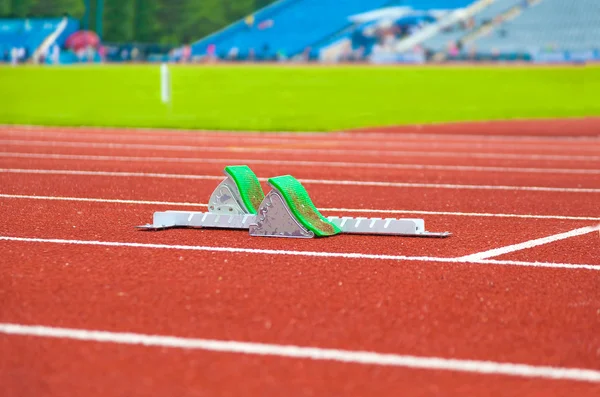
xmin=1 ymin=64 xmax=598 ymax=131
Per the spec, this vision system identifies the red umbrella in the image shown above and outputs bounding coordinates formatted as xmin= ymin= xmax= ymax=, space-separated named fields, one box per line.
xmin=65 ymin=30 xmax=100 ymax=51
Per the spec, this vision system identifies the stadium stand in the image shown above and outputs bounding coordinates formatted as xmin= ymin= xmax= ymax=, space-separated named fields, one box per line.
xmin=421 ymin=0 xmax=525 ymax=53
xmin=473 ymin=0 xmax=600 ymax=53
xmin=0 ymin=17 xmax=79 ymax=63
xmin=189 ymin=0 xmax=476 ymax=61
xmin=419 ymin=0 xmax=600 ymax=61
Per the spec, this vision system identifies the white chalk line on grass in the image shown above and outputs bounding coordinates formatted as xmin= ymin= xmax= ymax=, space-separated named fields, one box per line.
xmin=2 ymin=168 xmax=600 ymax=193
xmin=1 ymin=194 xmax=600 ymax=222
xmin=2 ymin=129 xmax=599 ymax=152
xmin=0 ymin=236 xmax=599 ymax=271
xmin=3 ymin=152 xmax=599 ymax=175
xmin=459 ymin=225 xmax=600 ymax=261
xmin=1 ymin=323 xmax=599 ymax=383
xmin=2 ymin=139 xmax=599 ymax=162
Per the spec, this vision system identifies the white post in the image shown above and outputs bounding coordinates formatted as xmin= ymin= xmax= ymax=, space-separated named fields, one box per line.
xmin=160 ymin=63 xmax=171 ymax=105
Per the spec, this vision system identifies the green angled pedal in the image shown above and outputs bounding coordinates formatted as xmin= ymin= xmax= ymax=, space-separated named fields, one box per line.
xmin=208 ymin=165 xmax=265 ymax=215
xmin=249 ymin=175 xmax=341 ymax=238
xmin=224 ymin=165 xmax=265 ymax=214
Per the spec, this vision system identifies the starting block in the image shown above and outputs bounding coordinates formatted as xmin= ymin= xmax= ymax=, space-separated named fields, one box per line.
xmin=137 ymin=165 xmax=451 ymax=238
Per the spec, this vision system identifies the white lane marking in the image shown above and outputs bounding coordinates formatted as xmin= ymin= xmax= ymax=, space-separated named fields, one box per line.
xmin=1 ymin=323 xmax=599 ymax=383
xmin=0 ymin=236 xmax=599 ymax=271
xmin=2 ymin=129 xmax=599 ymax=152
xmin=3 ymin=152 xmax=599 ymax=175
xmin=459 ymin=225 xmax=600 ymax=261
xmin=2 ymin=168 xmax=599 ymax=193
xmin=0 ymin=168 xmax=223 ymax=181
xmin=1 ymin=194 xmax=599 ymax=221
xmin=2 ymin=139 xmax=599 ymax=162
xmin=0 ymin=194 xmax=206 ymax=207
xmin=321 ymin=207 xmax=600 ymax=221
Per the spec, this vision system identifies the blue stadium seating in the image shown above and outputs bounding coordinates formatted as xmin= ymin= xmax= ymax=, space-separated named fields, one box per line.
xmin=422 ymin=0 xmax=526 ymax=52
xmin=474 ymin=0 xmax=600 ymax=53
xmin=421 ymin=0 xmax=600 ymax=59
xmin=0 ymin=18 xmax=79 ymax=61
xmin=190 ymin=0 xmax=476 ymax=59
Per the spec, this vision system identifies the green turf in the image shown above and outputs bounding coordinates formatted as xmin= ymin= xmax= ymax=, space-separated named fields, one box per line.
xmin=0 ymin=64 xmax=598 ymax=131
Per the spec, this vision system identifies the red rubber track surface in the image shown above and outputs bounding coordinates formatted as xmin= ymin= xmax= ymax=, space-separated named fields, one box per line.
xmin=1 ymin=172 xmax=598 ymax=218
xmin=0 ymin=199 xmax=596 ymax=258
xmin=4 ymin=338 xmax=598 ymax=397
xmin=2 ymin=243 xmax=599 ymax=366
xmin=1 ymin=119 xmax=600 ymax=396
xmin=346 ymin=117 xmax=600 ymax=137
xmin=3 ymin=155 xmax=600 ymax=188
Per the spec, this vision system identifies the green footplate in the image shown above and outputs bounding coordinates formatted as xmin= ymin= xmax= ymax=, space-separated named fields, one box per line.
xmin=267 ymin=175 xmax=341 ymax=237
xmin=224 ymin=165 xmax=265 ymax=215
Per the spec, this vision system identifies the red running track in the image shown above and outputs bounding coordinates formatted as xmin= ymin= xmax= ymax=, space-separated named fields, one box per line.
xmin=1 ymin=120 xmax=600 ymax=396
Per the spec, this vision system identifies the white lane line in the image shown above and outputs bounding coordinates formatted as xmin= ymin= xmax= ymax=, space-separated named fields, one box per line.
xmin=0 ymin=168 xmax=223 ymax=181
xmin=0 ymin=194 xmax=206 ymax=207
xmin=1 ymin=236 xmax=599 ymax=270
xmin=1 ymin=323 xmax=599 ymax=383
xmin=2 ymin=168 xmax=599 ymax=193
xmin=458 ymin=225 xmax=600 ymax=261
xmin=2 ymin=194 xmax=600 ymax=221
xmin=3 ymin=129 xmax=599 ymax=152
xmin=2 ymin=139 xmax=599 ymax=162
xmin=3 ymin=152 xmax=599 ymax=175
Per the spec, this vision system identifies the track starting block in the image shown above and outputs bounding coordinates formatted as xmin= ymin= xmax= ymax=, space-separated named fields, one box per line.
xmin=137 ymin=165 xmax=451 ymax=238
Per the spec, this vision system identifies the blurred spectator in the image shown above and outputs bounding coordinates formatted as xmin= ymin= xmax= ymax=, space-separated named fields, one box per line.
xmin=301 ymin=46 xmax=311 ymax=62
xmin=120 ymin=48 xmax=129 ymax=61
xmin=354 ymin=46 xmax=365 ymax=62
xmin=227 ymin=47 xmax=239 ymax=60
xmin=447 ymin=40 xmax=459 ymax=57
xmin=467 ymin=44 xmax=477 ymax=60
xmin=206 ymin=44 xmax=216 ymax=61
xmin=181 ymin=44 xmax=191 ymax=62
xmin=258 ymin=19 xmax=274 ymax=30
xmin=98 ymin=45 xmax=106 ymax=62
xmin=51 ymin=44 xmax=60 ymax=64
xmin=86 ymin=45 xmax=95 ymax=62
xmin=371 ymin=39 xmax=386 ymax=57
xmin=10 ymin=47 xmax=18 ymax=65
